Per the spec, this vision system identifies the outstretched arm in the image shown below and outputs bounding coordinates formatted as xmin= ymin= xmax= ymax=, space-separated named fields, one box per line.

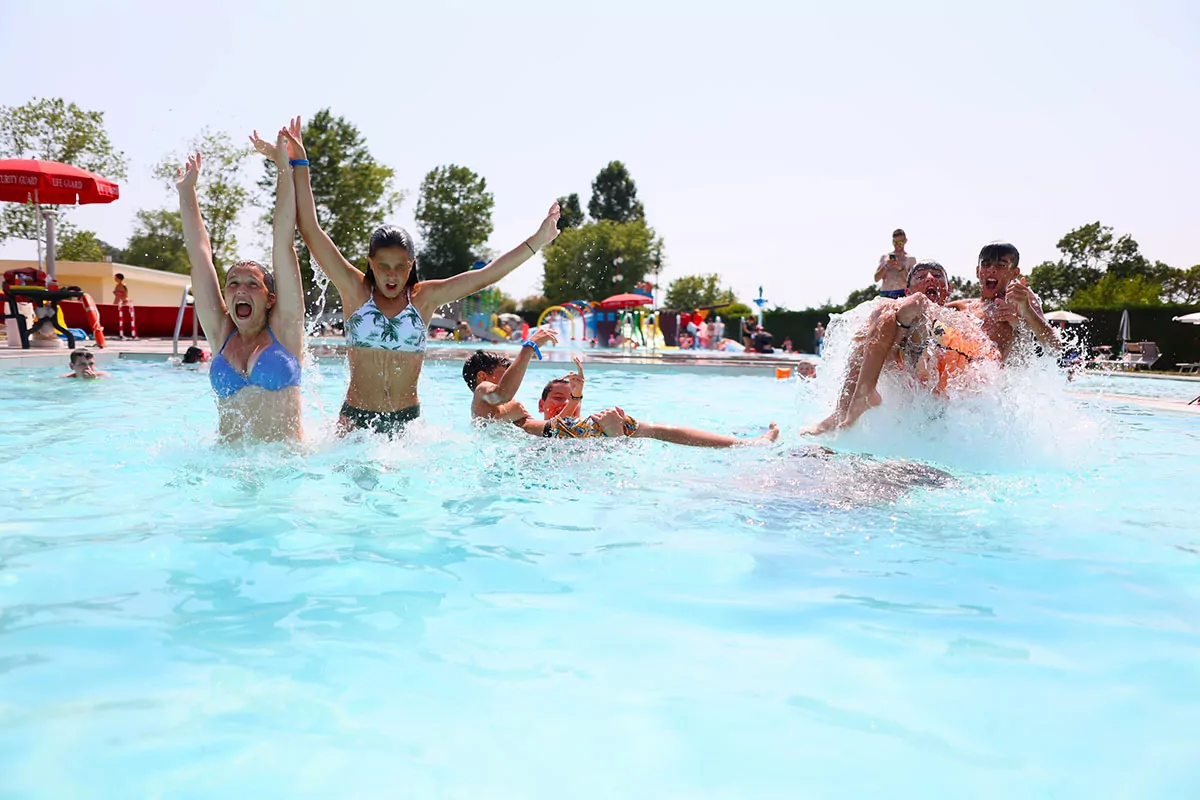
xmin=481 ymin=328 xmax=559 ymax=405
xmin=176 ymin=153 xmax=229 ymax=352
xmin=281 ymin=117 xmax=366 ymax=305
xmin=415 ymin=202 xmax=561 ymax=313
xmin=251 ymin=129 xmax=305 ymax=353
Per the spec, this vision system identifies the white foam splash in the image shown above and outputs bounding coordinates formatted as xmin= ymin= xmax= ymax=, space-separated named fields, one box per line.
xmin=803 ymin=301 xmax=1106 ymax=472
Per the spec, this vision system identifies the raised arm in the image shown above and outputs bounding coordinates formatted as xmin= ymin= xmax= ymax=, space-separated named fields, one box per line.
xmin=481 ymin=328 xmax=559 ymax=405
xmin=176 ymin=153 xmax=229 ymax=351
xmin=1007 ymin=278 xmax=1062 ymax=352
xmin=280 ymin=117 xmax=366 ymax=304
xmin=415 ymin=202 xmax=561 ymax=313
xmin=874 ymin=255 xmax=887 ymax=283
xmin=251 ymin=129 xmax=305 ymax=353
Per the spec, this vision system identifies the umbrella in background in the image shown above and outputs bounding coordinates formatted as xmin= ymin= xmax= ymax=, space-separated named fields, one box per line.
xmin=1172 ymin=312 xmax=1200 ymax=325
xmin=1118 ymin=309 xmax=1131 ymax=353
xmin=0 ymin=159 xmax=121 ymax=281
xmin=1045 ymin=310 xmax=1090 ymax=323
xmin=600 ymin=293 xmax=653 ymax=309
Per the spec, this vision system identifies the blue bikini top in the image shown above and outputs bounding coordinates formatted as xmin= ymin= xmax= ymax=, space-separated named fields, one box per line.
xmin=209 ymin=327 xmax=302 ymax=398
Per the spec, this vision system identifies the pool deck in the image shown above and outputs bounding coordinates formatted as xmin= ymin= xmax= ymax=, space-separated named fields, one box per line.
xmin=4 ymin=336 xmax=1198 ymax=416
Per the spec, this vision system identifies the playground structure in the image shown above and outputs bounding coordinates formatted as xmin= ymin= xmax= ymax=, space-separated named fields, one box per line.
xmin=461 ymin=283 xmax=513 ymax=343
xmin=536 ymin=294 xmax=666 ymax=351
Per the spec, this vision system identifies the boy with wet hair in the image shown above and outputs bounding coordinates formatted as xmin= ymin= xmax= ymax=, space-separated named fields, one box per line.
xmin=61 ymin=349 xmax=110 ymax=379
xmin=465 ymin=327 xmax=564 ymax=423
xmin=947 ymin=241 xmax=1059 ymax=359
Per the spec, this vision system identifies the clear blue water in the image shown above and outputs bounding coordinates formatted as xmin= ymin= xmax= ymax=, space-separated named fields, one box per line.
xmin=1 ymin=356 xmax=1198 ymax=797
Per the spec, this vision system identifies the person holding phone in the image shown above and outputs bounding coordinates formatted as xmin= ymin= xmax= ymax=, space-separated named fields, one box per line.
xmin=874 ymin=228 xmax=916 ymax=299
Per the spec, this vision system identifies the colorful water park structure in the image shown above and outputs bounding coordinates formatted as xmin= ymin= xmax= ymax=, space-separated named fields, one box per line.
xmin=535 ymin=281 xmax=667 ymax=350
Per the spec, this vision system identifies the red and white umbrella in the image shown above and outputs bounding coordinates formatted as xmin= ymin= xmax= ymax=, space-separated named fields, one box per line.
xmin=0 ymin=159 xmax=121 ymax=280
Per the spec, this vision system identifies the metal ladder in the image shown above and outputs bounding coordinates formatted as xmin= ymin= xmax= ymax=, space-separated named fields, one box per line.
xmin=171 ymin=284 xmax=197 ymax=360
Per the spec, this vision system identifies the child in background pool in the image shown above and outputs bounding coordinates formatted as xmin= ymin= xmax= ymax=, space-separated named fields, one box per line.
xmin=61 ymin=349 xmax=110 ymax=379
xmin=179 ymin=130 xmax=305 ymax=442
xmin=466 ymin=328 xmax=566 ymax=423
xmin=464 ymin=350 xmax=779 ymax=447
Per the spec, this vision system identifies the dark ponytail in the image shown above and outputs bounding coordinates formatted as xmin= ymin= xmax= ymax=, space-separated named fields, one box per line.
xmin=366 ymin=225 xmax=419 ymax=290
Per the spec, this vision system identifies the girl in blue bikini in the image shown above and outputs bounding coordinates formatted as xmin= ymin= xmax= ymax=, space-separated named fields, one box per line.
xmin=280 ymin=117 xmax=561 ymax=437
xmin=178 ymin=131 xmax=305 ymax=442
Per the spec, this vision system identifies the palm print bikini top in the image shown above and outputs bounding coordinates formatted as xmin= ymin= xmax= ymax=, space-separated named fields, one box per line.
xmin=345 ymin=289 xmax=428 ymax=353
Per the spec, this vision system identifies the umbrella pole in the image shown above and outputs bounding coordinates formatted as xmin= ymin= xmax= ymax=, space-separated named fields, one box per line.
xmin=45 ymin=211 xmax=56 ymax=285
xmin=33 ymin=191 xmax=43 ymax=276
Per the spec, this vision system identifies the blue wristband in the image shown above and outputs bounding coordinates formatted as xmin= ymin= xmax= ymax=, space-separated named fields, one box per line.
xmin=523 ymin=340 xmax=542 ymax=360
xmin=289 ymin=158 xmax=309 ymax=167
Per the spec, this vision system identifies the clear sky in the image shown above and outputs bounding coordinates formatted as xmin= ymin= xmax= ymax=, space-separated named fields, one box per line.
xmin=2 ymin=0 xmax=1198 ymax=309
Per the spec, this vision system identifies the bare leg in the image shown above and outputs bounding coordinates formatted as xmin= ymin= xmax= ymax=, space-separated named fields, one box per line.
xmin=805 ymin=311 xmax=897 ymax=434
xmin=634 ymin=421 xmax=779 ymax=448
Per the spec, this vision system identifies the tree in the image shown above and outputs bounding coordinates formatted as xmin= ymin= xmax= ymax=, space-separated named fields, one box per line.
xmin=1070 ymin=274 xmax=1163 ymax=308
xmin=588 ymin=161 xmax=644 ymax=223
xmin=664 ymin=273 xmax=735 ymax=310
xmin=949 ymin=276 xmax=980 ymax=301
xmin=541 ymin=219 xmax=660 ymax=303
xmin=257 ymin=109 xmax=402 ymax=313
xmin=156 ymin=130 xmax=252 ymax=272
xmin=841 ymin=285 xmax=882 ymax=310
xmin=556 ymin=193 xmax=585 ymax=230
xmin=122 ymin=209 xmax=190 ymax=274
xmin=1163 ymin=265 xmax=1200 ymax=304
xmin=55 ymin=228 xmax=106 ymax=262
xmin=0 ymin=98 xmax=128 ymax=244
xmin=414 ymin=164 xmax=494 ymax=281
xmin=518 ymin=294 xmax=550 ymax=313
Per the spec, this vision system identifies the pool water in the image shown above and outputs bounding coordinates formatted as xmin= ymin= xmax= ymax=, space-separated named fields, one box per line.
xmin=1 ymin=357 xmax=1198 ymax=797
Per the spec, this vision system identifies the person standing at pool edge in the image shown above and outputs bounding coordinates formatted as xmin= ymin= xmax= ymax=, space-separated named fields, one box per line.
xmin=179 ymin=132 xmax=306 ymax=442
xmin=280 ymin=117 xmax=562 ymax=437
xmin=875 ymin=228 xmax=916 ymax=299
xmin=112 ymin=273 xmax=137 ymax=340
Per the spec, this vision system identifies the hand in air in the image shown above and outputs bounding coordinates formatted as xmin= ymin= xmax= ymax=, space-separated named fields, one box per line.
xmin=568 ymin=357 xmax=585 ymax=398
xmin=527 ymin=202 xmax=562 ymax=251
xmin=281 ymin=116 xmax=308 ymax=162
xmin=250 ymin=129 xmax=295 ymax=170
xmin=527 ymin=326 xmax=559 ymax=348
xmin=175 ymin=152 xmax=202 ymax=191
xmin=986 ymin=299 xmax=1020 ymax=327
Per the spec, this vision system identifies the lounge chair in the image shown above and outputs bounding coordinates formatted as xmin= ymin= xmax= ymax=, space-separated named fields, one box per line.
xmin=1133 ymin=342 xmax=1160 ymax=370
xmin=1177 ymin=363 xmax=1200 ymax=374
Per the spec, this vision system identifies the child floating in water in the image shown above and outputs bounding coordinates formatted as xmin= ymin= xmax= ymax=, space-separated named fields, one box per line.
xmin=464 ymin=343 xmax=779 ymax=447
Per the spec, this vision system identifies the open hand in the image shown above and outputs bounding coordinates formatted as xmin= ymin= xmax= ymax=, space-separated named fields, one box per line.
xmin=527 ymin=202 xmax=562 ymax=251
xmin=281 ymin=116 xmax=308 ymax=162
xmin=175 ymin=152 xmax=202 ymax=191
xmin=528 ymin=326 xmax=559 ymax=348
xmin=567 ymin=356 xmax=585 ymax=397
xmin=984 ymin=299 xmax=1020 ymax=327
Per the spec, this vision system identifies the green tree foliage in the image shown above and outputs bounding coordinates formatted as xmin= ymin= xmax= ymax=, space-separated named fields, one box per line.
xmin=949 ymin=276 xmax=980 ymax=301
xmin=518 ymin=294 xmax=550 ymax=312
xmin=156 ymin=130 xmax=251 ymax=271
xmin=556 ymin=193 xmax=585 ymax=230
xmin=257 ymin=110 xmax=402 ymax=312
xmin=0 ymin=98 xmax=128 ymax=243
xmin=1163 ymin=265 xmax=1200 ymax=304
xmin=122 ymin=209 xmax=190 ymax=274
xmin=414 ymin=164 xmax=494 ymax=282
xmin=721 ymin=301 xmax=756 ymax=318
xmin=588 ymin=161 xmax=645 ymax=223
xmin=541 ymin=219 xmax=659 ymax=303
xmin=1071 ymin=274 xmax=1164 ymax=307
xmin=664 ymin=273 xmax=736 ymax=310
xmin=55 ymin=228 xmax=106 ymax=262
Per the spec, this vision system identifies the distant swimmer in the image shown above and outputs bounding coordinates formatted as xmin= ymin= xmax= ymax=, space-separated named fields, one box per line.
xmin=805 ymin=260 xmax=1000 ymax=435
xmin=61 ymin=349 xmax=110 ymax=379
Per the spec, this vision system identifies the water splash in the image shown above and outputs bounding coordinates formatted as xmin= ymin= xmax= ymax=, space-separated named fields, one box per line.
xmin=804 ymin=301 xmax=1105 ymax=472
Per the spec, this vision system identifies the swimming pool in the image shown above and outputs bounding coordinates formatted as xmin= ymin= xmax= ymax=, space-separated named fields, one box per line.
xmin=1 ymin=358 xmax=1197 ymax=796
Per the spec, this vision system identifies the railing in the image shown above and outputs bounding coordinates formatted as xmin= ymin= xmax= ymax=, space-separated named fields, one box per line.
xmin=171 ymin=284 xmax=196 ymax=359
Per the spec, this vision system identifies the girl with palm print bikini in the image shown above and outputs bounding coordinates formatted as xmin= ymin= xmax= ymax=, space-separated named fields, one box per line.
xmin=266 ymin=117 xmax=562 ymax=437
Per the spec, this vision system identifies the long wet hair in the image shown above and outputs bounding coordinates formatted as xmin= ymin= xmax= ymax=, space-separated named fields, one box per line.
xmin=367 ymin=225 xmax=419 ymax=292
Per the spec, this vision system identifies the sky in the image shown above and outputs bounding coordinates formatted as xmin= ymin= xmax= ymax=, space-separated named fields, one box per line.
xmin=2 ymin=0 xmax=1199 ymax=310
